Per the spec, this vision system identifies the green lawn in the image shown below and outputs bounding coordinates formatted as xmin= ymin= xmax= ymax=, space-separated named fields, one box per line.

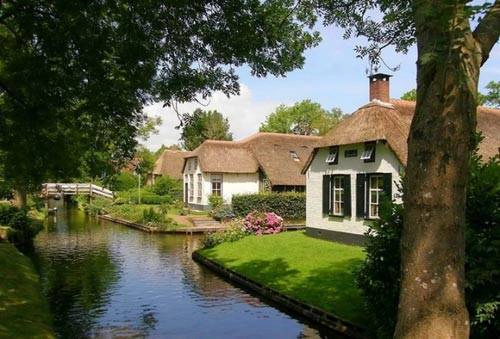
xmin=199 ymin=231 xmax=369 ymax=327
xmin=0 ymin=242 xmax=54 ymax=338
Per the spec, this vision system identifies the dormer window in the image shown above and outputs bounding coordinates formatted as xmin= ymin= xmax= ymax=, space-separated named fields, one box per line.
xmin=361 ymin=142 xmax=376 ymax=163
xmin=290 ymin=151 xmax=300 ymax=161
xmin=325 ymin=146 xmax=339 ymax=165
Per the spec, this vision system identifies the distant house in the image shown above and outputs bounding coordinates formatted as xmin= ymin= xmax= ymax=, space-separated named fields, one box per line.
xmin=302 ymin=73 xmax=500 ymax=245
xmin=147 ymin=150 xmax=187 ymax=185
xmin=182 ymin=132 xmax=320 ymax=210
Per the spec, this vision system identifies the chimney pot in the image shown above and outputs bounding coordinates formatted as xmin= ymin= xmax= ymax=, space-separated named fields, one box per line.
xmin=369 ymin=73 xmax=392 ymax=102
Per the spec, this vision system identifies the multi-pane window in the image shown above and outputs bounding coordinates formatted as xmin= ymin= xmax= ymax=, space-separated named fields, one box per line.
xmin=211 ymin=174 xmax=222 ymax=196
xmin=332 ymin=176 xmax=344 ymax=216
xmin=189 ymin=174 xmax=194 ymax=202
xmin=369 ymin=175 xmax=384 ymax=218
xmin=325 ymin=146 xmax=339 ymax=164
xmin=193 ymin=158 xmax=198 ymax=170
xmin=289 ymin=151 xmax=300 ymax=161
xmin=361 ymin=142 xmax=376 ymax=162
xmin=197 ymin=173 xmax=202 ymax=203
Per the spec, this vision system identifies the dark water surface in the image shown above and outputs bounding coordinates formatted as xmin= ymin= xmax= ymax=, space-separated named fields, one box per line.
xmin=30 ymin=203 xmax=322 ymax=338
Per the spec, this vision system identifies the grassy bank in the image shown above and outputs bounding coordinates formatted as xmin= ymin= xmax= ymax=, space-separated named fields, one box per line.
xmin=0 ymin=242 xmax=54 ymax=338
xmin=199 ymin=231 xmax=368 ymax=327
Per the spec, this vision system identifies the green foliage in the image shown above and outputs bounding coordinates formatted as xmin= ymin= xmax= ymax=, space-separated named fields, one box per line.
xmin=259 ymin=100 xmax=343 ymax=135
xmin=1 ymin=0 xmax=319 ymax=193
xmin=113 ymin=172 xmax=138 ymax=192
xmin=478 ymin=81 xmax=500 ymax=107
xmin=142 ymin=207 xmax=163 ymax=224
xmin=400 ymin=89 xmax=417 ymax=101
xmin=357 ymin=155 xmax=500 ymax=337
xmin=151 ymin=176 xmax=183 ymax=200
xmin=0 ymin=203 xmax=42 ymax=244
xmin=356 ymin=200 xmax=403 ymax=338
xmin=232 ymin=192 xmax=306 ymax=220
xmin=117 ymin=189 xmax=172 ymax=205
xmin=180 ymin=109 xmax=233 ymax=150
xmin=208 ymin=194 xmax=224 ymax=210
xmin=202 ymin=219 xmax=248 ymax=248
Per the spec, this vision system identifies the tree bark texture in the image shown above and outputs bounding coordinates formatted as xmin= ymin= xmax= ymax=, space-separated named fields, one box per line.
xmin=395 ymin=1 xmax=500 ymax=338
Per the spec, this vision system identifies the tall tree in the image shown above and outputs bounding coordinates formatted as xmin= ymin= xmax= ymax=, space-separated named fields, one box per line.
xmin=0 ymin=0 xmax=319 ymax=206
xmin=400 ymin=89 xmax=417 ymax=101
xmin=259 ymin=100 xmax=343 ymax=135
xmin=309 ymin=1 xmax=500 ymax=337
xmin=180 ymin=109 xmax=233 ymax=150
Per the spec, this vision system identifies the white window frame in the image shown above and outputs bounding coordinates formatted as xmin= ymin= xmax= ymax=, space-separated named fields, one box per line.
xmin=368 ymin=175 xmax=384 ymax=218
xmin=325 ymin=148 xmax=338 ymax=164
xmin=360 ymin=144 xmax=375 ymax=160
xmin=211 ymin=174 xmax=222 ymax=197
xmin=332 ymin=176 xmax=344 ymax=216
xmin=290 ymin=151 xmax=300 ymax=161
xmin=189 ymin=174 xmax=194 ymax=202
xmin=197 ymin=173 xmax=202 ymax=203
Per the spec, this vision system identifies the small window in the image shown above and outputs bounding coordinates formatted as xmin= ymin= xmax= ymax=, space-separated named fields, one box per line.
xmin=345 ymin=149 xmax=358 ymax=158
xmin=193 ymin=158 xmax=198 ymax=170
xmin=211 ymin=174 xmax=222 ymax=196
xmin=325 ymin=146 xmax=339 ymax=164
xmin=289 ymin=151 xmax=300 ymax=161
xmin=332 ymin=176 xmax=344 ymax=216
xmin=361 ymin=142 xmax=376 ymax=162
xmin=369 ymin=175 xmax=384 ymax=218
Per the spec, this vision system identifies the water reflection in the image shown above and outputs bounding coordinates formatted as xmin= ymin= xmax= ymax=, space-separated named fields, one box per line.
xmin=31 ymin=204 xmax=323 ymax=338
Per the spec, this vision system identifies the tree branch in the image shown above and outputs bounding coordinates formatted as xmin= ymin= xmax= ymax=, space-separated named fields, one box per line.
xmin=473 ymin=0 xmax=500 ymax=66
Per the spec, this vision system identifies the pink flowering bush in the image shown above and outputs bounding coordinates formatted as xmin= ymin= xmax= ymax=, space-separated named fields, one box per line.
xmin=243 ymin=211 xmax=283 ymax=235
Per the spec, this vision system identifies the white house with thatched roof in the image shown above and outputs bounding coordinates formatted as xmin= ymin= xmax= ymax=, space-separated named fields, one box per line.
xmin=302 ymin=73 xmax=500 ymax=244
xmin=182 ymin=132 xmax=320 ymax=210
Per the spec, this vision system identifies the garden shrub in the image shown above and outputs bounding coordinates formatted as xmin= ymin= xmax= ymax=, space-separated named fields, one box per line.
xmin=232 ymin=192 xmax=305 ymax=220
xmin=357 ymin=154 xmax=500 ymax=338
xmin=208 ymin=194 xmax=224 ymax=210
xmin=151 ymin=176 xmax=182 ymax=200
xmin=202 ymin=219 xmax=248 ymax=248
xmin=113 ymin=172 xmax=137 ymax=191
xmin=117 ymin=189 xmax=172 ymax=205
xmin=0 ymin=203 xmax=42 ymax=244
xmin=243 ymin=211 xmax=284 ymax=235
xmin=142 ymin=207 xmax=163 ymax=224
xmin=210 ymin=206 xmax=235 ymax=221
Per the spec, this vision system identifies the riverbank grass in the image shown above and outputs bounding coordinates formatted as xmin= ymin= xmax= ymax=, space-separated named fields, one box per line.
xmin=199 ymin=231 xmax=368 ymax=327
xmin=0 ymin=242 xmax=54 ymax=338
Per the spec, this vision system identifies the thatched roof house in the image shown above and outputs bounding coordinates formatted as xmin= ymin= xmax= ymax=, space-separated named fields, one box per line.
xmin=304 ymin=73 xmax=500 ymax=245
xmin=148 ymin=150 xmax=188 ymax=184
xmin=182 ymin=132 xmax=320 ymax=209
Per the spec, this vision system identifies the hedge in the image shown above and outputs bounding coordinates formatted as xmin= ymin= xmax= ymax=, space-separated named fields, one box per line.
xmin=232 ymin=192 xmax=306 ymax=220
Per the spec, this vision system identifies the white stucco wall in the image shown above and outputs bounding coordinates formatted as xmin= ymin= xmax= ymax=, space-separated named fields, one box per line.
xmin=183 ymin=157 xmax=260 ymax=209
xmin=306 ymin=142 xmax=403 ymax=235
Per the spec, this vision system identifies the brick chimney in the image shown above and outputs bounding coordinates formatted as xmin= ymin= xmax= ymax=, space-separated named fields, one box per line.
xmin=369 ymin=73 xmax=392 ymax=102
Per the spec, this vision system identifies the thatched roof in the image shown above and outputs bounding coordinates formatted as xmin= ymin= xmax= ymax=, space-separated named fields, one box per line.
xmin=185 ymin=132 xmax=320 ymax=186
xmin=304 ymin=99 xmax=500 ymax=171
xmin=153 ymin=150 xmax=188 ymax=180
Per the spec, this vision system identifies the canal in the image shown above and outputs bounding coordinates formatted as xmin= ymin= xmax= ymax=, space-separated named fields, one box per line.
xmin=29 ymin=204 xmax=323 ymax=338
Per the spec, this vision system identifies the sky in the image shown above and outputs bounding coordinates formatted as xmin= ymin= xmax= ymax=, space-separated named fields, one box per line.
xmin=145 ymin=25 xmax=500 ymax=151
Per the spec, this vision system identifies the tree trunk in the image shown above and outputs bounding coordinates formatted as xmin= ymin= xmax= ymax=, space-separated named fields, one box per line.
xmin=15 ymin=188 xmax=28 ymax=209
xmin=394 ymin=2 xmax=484 ymax=338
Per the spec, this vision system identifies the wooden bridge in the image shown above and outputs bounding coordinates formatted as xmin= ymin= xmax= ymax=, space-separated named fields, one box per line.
xmin=42 ymin=183 xmax=114 ymax=199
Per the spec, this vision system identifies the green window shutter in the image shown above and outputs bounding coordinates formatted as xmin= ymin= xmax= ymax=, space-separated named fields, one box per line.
xmin=383 ymin=173 xmax=393 ymax=200
xmin=322 ymin=175 xmax=330 ymax=215
xmin=344 ymin=174 xmax=351 ymax=217
xmin=356 ymin=174 xmax=365 ymax=218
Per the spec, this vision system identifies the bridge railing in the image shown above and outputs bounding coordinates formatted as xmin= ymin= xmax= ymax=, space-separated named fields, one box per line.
xmin=42 ymin=183 xmax=114 ymax=199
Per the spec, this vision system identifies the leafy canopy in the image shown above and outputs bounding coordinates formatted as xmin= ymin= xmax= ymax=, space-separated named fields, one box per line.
xmin=180 ymin=109 xmax=233 ymax=150
xmin=0 ymin=0 xmax=320 ymax=192
xmin=260 ymin=100 xmax=343 ymax=135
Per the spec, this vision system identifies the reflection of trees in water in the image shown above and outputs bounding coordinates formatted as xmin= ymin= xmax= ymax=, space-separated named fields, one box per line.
xmin=33 ymin=207 xmax=120 ymax=338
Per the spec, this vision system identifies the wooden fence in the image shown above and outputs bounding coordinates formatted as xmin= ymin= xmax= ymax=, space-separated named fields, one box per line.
xmin=42 ymin=183 xmax=114 ymax=199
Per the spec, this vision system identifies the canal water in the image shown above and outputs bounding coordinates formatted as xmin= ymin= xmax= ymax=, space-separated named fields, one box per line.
xmin=30 ymin=203 xmax=323 ymax=338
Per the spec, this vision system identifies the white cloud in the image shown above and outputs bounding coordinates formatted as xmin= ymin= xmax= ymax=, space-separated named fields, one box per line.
xmin=143 ymin=84 xmax=285 ymax=151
